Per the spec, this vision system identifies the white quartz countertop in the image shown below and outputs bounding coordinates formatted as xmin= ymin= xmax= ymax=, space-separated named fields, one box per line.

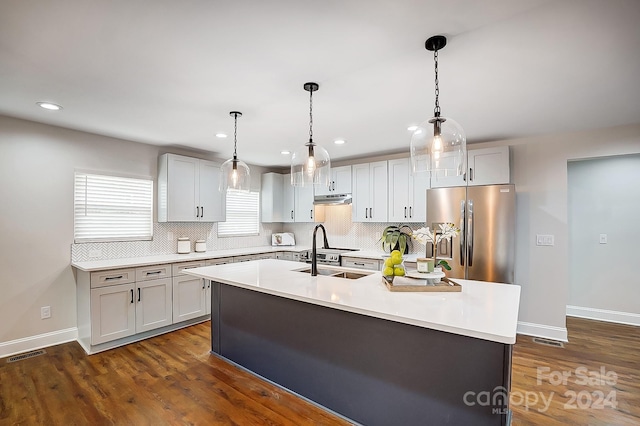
xmin=184 ymin=259 xmax=521 ymax=344
xmin=71 ymin=245 xmax=311 ymax=272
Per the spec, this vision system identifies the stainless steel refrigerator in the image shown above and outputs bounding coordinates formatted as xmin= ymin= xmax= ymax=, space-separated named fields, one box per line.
xmin=426 ymin=184 xmax=515 ymax=283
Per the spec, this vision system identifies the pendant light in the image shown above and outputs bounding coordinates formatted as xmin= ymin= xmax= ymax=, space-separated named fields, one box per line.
xmin=220 ymin=111 xmax=250 ymax=192
xmin=291 ymin=82 xmax=331 ymax=187
xmin=410 ymin=35 xmax=466 ymax=176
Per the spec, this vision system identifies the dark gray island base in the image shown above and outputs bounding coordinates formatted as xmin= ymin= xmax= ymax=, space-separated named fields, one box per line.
xmin=211 ymin=281 xmax=512 ymax=426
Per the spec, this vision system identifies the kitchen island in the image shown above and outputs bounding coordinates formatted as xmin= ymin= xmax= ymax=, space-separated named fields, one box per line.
xmin=184 ymin=259 xmax=521 ymax=426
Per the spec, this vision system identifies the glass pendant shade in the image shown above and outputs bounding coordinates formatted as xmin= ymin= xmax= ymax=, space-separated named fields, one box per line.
xmin=410 ymin=115 xmax=466 ymax=176
xmin=291 ymin=141 xmax=331 ymax=186
xmin=220 ymin=157 xmax=250 ymax=192
xmin=220 ymin=111 xmax=250 ymax=192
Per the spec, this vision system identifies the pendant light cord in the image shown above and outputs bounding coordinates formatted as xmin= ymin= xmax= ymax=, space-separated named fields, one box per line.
xmin=433 ymin=49 xmax=440 ymax=117
xmin=308 ymin=88 xmax=313 ymax=143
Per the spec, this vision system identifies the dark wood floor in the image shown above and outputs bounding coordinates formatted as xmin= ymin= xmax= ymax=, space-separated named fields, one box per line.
xmin=511 ymin=317 xmax=640 ymax=426
xmin=1 ymin=317 xmax=638 ymax=425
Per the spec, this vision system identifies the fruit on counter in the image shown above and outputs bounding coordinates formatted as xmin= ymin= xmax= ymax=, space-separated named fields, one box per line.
xmin=383 ymin=250 xmax=405 ymax=278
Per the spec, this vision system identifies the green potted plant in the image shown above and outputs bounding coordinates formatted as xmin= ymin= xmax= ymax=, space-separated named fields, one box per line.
xmin=379 ymin=224 xmax=414 ymax=255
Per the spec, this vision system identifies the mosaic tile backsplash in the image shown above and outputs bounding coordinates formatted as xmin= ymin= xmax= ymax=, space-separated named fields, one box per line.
xmin=71 ymin=205 xmax=425 ymax=262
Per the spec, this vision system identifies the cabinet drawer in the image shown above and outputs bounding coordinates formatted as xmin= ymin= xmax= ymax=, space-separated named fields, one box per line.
xmin=90 ymin=268 xmax=136 ymax=288
xmin=206 ymin=258 xmax=232 ymax=266
xmin=136 ymin=264 xmax=171 ymax=282
xmin=172 ymin=261 xmax=206 ymax=276
xmin=341 ymin=258 xmax=380 ymax=271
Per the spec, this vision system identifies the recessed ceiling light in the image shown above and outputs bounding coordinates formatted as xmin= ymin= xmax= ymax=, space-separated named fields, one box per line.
xmin=215 ymin=133 xmax=227 ymax=138
xmin=281 ymin=150 xmax=291 ymax=155
xmin=37 ymin=102 xmax=63 ymax=111
xmin=334 ymin=139 xmax=346 ymax=145
xmin=407 ymin=125 xmax=418 ymax=131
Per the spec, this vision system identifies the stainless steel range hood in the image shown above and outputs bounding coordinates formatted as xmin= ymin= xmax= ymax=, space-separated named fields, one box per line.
xmin=313 ymin=193 xmax=352 ymax=205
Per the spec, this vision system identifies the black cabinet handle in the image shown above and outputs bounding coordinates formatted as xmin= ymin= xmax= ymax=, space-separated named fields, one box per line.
xmin=291 ymin=210 xmax=294 ymax=219
xmin=146 ymin=271 xmax=161 ymax=276
xmin=137 ymin=288 xmax=141 ymax=302
xmin=365 ymin=208 xmax=368 ymax=219
xmin=409 ymin=206 xmax=412 ymax=218
xmin=202 ymin=280 xmax=205 ymax=289
xmin=369 ymin=207 xmax=373 ymax=218
xmin=469 ymin=168 xmax=474 ymax=181
xmin=105 ymin=275 xmax=123 ymax=281
xmin=130 ymin=289 xmax=134 ymax=304
xmin=201 ymin=206 xmax=204 ymax=217
xmin=404 ymin=206 xmax=407 ymax=218
xmin=310 ymin=209 xmax=313 ymax=219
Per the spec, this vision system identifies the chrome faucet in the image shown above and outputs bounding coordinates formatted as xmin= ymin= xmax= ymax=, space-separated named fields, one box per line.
xmin=311 ymin=224 xmax=330 ymax=276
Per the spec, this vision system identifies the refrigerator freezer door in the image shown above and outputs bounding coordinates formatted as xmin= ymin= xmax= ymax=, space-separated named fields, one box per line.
xmin=426 ymin=186 xmax=468 ymax=280
xmin=466 ymin=184 xmax=516 ymax=283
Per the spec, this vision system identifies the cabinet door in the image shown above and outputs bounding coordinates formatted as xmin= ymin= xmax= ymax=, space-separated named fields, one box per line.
xmin=467 ymin=146 xmax=510 ymax=186
xmin=90 ymin=283 xmax=136 ymax=345
xmin=295 ymin=185 xmax=315 ymax=223
xmin=199 ymin=159 xmax=225 ymax=221
xmin=205 ymin=280 xmax=212 ymax=315
xmin=172 ymin=275 xmax=206 ymax=323
xmin=369 ymin=161 xmax=388 ymax=222
xmin=351 ymin=163 xmax=371 ymax=222
xmin=430 ymin=151 xmax=467 ymax=188
xmin=333 ymin=165 xmax=352 ymax=194
xmin=410 ymin=169 xmax=430 ymax=222
xmin=282 ymin=174 xmax=295 ymax=222
xmin=136 ymin=278 xmax=172 ymax=333
xmin=261 ymin=173 xmax=284 ymax=222
xmin=388 ymin=159 xmax=411 ymax=222
xmin=167 ymin=154 xmax=199 ymax=221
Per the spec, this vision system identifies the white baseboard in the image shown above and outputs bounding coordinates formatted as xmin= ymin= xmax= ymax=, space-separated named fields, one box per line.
xmin=517 ymin=321 xmax=568 ymax=342
xmin=0 ymin=327 xmax=78 ymax=359
xmin=566 ymin=305 xmax=640 ymax=327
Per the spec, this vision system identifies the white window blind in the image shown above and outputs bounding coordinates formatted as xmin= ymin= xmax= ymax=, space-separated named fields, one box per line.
xmin=218 ymin=190 xmax=260 ymax=236
xmin=74 ymin=172 xmax=153 ymax=242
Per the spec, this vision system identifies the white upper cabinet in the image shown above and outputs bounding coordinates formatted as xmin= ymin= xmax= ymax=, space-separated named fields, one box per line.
xmin=158 ymin=153 xmax=225 ymax=222
xmin=282 ymin=174 xmax=295 ymax=223
xmin=430 ymin=146 xmax=510 ymax=188
xmin=261 ymin=172 xmax=284 ymax=223
xmin=352 ymin=161 xmax=388 ymax=222
xmin=429 ymin=151 xmax=467 ymax=188
xmin=388 ymin=158 xmax=429 ymax=223
xmin=315 ymin=165 xmax=352 ymax=196
xmin=261 ymin=173 xmax=324 ymax=223
xmin=466 ymin=146 xmax=510 ymax=186
xmin=295 ymin=184 xmax=316 ymax=223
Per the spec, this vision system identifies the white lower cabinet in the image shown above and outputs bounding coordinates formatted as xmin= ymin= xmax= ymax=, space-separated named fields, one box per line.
xmin=341 ymin=257 xmax=381 ymax=271
xmin=89 ymin=273 xmax=173 ymax=345
xmin=135 ymin=278 xmax=172 ymax=333
xmin=172 ymin=261 xmax=207 ymax=323
xmin=90 ymin=283 xmax=136 ymax=345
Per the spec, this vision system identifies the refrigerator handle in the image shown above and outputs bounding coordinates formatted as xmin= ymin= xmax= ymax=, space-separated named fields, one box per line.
xmin=459 ymin=200 xmax=466 ymax=266
xmin=467 ymin=200 xmax=474 ymax=267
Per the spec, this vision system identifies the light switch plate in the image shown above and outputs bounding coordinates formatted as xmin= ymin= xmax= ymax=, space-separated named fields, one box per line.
xmin=536 ymin=234 xmax=554 ymax=246
xmin=599 ymin=234 xmax=608 ymax=244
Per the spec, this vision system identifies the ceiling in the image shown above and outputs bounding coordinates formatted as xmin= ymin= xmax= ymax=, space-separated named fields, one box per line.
xmin=1 ymin=0 xmax=639 ymax=167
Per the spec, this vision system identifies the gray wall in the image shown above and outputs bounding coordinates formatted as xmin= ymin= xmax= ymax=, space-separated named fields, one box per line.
xmin=567 ymin=154 xmax=640 ymax=320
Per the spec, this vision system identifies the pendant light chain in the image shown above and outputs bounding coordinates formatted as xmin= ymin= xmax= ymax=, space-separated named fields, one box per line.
xmin=433 ymin=48 xmax=440 ymax=117
xmin=308 ymin=88 xmax=313 ymax=143
xmin=233 ymin=112 xmax=238 ymax=159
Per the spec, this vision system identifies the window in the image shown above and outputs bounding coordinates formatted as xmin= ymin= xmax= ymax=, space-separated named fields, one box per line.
xmin=74 ymin=172 xmax=153 ymax=242
xmin=218 ymin=190 xmax=260 ymax=236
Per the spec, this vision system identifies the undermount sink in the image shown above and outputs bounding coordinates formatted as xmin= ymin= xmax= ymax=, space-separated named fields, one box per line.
xmin=295 ymin=268 xmax=372 ymax=280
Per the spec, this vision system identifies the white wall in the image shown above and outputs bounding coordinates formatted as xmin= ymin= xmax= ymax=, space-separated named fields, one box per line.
xmin=503 ymin=124 xmax=640 ymax=340
xmin=0 ymin=115 xmax=274 ymax=350
xmin=567 ymin=154 xmax=640 ymax=324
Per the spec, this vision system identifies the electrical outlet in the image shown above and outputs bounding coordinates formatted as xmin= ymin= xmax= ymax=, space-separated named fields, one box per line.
xmin=41 ymin=306 xmax=51 ymax=319
xmin=167 ymin=231 xmax=174 ymax=242
xmin=536 ymin=234 xmax=554 ymax=246
xmin=88 ymin=249 xmax=102 ymax=258
xmin=599 ymin=234 xmax=608 ymax=244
